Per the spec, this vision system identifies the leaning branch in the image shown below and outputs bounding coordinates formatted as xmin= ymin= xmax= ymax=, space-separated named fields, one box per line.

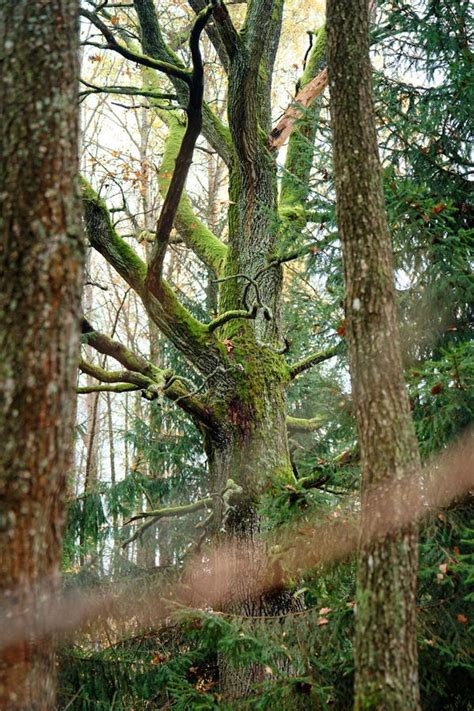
xmin=269 ymin=67 xmax=328 ymax=151
xmin=121 ymin=477 xmax=242 ymax=548
xmin=287 ymin=416 xmax=324 ymax=434
xmin=124 ymin=497 xmax=213 ymax=527
xmin=122 ymin=497 xmax=214 ymax=548
xmin=78 ymin=358 xmax=155 ymax=389
xmin=289 ymin=342 xmax=343 ymax=379
xmin=146 ymin=3 xmax=215 ymax=293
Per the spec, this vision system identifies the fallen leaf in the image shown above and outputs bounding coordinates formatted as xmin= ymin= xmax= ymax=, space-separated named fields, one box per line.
xmin=223 ymin=338 xmax=234 ymax=353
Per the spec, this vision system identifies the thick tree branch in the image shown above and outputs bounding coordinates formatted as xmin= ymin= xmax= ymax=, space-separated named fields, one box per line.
xmin=286 ymin=416 xmax=324 ymax=434
xmin=81 ymin=320 xmax=218 ymax=425
xmin=157 ymin=114 xmax=227 ymax=275
xmin=243 ymin=0 xmax=278 ymax=72
xmin=79 ymin=358 xmax=156 ymax=388
xmin=146 ymin=3 xmax=215 ymax=293
xmin=289 ymin=342 xmax=343 ymax=379
xmin=81 ymin=180 xmax=221 ymax=372
xmin=134 ymin=0 xmax=232 ymax=164
xmin=188 ymin=0 xmax=241 ymax=70
xmin=77 ymin=383 xmax=140 ymax=394
xmin=82 ymin=318 xmax=164 ymax=380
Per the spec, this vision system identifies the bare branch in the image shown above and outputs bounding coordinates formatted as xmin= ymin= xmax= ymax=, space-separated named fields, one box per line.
xmin=80 ymin=8 xmax=192 ymax=83
xmin=79 ymin=79 xmax=178 ymax=102
xmin=269 ymin=68 xmax=328 ymax=151
xmin=146 ymin=3 xmax=215 ymax=293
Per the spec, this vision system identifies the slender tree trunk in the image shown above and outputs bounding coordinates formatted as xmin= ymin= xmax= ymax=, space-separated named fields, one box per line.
xmin=0 ymin=1 xmax=83 ymax=708
xmin=327 ymin=1 xmax=421 ymax=708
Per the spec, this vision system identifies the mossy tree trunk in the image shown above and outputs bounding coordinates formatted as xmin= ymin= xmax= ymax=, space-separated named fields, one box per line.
xmin=327 ymin=1 xmax=421 ymax=708
xmin=79 ymin=0 xmax=334 ymax=699
xmin=0 ymin=1 xmax=83 ymax=708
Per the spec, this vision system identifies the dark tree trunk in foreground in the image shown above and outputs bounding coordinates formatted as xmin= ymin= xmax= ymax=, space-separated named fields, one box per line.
xmin=327 ymin=1 xmax=421 ymax=709
xmin=0 ymin=1 xmax=83 ymax=708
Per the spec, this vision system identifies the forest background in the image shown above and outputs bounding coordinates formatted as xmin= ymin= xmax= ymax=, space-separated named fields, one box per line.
xmin=1 ymin=0 xmax=472 ymax=709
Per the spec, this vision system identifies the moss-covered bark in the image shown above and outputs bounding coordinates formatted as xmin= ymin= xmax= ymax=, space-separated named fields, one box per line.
xmin=0 ymin=1 xmax=83 ymax=707
xmin=80 ymin=2 xmax=333 ymax=698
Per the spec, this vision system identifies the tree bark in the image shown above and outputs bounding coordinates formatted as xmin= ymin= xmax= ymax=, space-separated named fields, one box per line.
xmin=0 ymin=1 xmax=83 ymax=708
xmin=326 ymin=1 xmax=421 ymax=709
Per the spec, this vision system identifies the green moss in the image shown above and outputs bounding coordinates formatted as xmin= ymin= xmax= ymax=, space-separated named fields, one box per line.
xmin=158 ymin=279 xmax=211 ymax=344
xmin=158 ymin=115 xmax=227 ymax=275
xmin=300 ymin=26 xmax=326 ymax=89
xmin=221 ymin=329 xmax=290 ymax=422
xmin=81 ymin=177 xmax=147 ymax=288
xmin=279 ymin=25 xmax=327 ymax=211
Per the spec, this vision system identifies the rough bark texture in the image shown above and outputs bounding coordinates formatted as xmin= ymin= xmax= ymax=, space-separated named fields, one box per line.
xmin=0 ymin=1 xmax=83 ymax=708
xmin=326 ymin=1 xmax=421 ymax=709
xmin=79 ymin=0 xmax=335 ymax=700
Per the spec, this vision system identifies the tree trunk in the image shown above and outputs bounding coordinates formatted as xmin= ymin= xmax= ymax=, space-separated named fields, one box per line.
xmin=327 ymin=1 xmax=421 ymax=709
xmin=0 ymin=1 xmax=83 ymax=708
